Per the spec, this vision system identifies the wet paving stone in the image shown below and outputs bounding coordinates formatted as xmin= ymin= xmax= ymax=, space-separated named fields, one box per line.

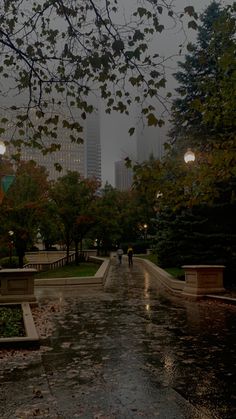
xmin=0 ymin=260 xmax=236 ymax=418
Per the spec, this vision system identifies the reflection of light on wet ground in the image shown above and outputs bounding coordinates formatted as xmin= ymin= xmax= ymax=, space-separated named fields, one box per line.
xmin=59 ymin=295 xmax=64 ymax=306
xmin=17 ymin=260 xmax=235 ymax=419
xmin=36 ymin=288 xmax=66 ymax=307
xmin=164 ymin=354 xmax=174 ymax=373
xmin=144 ymin=272 xmax=150 ymax=299
xmin=145 ymin=303 xmax=152 ymax=320
xmin=146 ymin=323 xmax=153 ymax=334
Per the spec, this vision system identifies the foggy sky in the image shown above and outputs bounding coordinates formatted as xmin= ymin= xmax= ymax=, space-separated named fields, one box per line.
xmin=100 ymin=0 xmax=231 ymax=186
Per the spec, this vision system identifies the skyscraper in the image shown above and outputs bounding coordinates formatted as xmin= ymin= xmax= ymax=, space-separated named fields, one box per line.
xmin=19 ymin=136 xmax=84 ymax=180
xmin=4 ymin=99 xmax=101 ymax=182
xmin=84 ymin=100 xmax=101 ymax=182
xmin=136 ymin=121 xmax=165 ymax=163
xmin=115 ymin=160 xmax=133 ymax=191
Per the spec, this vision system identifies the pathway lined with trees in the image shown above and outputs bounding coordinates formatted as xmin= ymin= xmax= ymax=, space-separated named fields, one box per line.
xmin=0 ymin=2 xmax=235 ymax=287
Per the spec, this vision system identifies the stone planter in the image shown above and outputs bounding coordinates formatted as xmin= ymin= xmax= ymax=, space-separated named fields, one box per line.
xmin=182 ymin=265 xmax=225 ymax=297
xmin=0 ymin=302 xmax=39 ymax=347
xmin=0 ymin=269 xmax=37 ymax=303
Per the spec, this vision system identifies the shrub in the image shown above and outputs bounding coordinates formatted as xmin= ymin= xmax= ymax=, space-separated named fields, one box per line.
xmin=120 ymin=240 xmax=152 ymax=254
xmin=0 ymin=245 xmax=9 ymax=259
xmin=0 ymin=256 xmax=19 ymax=268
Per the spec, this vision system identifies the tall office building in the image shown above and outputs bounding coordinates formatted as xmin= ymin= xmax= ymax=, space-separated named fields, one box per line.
xmin=136 ymin=123 xmax=165 ymax=163
xmin=19 ymin=137 xmax=84 ymax=180
xmin=4 ymin=99 xmax=101 ymax=182
xmin=84 ymin=100 xmax=101 ymax=182
xmin=115 ymin=160 xmax=133 ymax=191
xmin=5 ymin=114 xmax=84 ymax=180
xmin=136 ymin=102 xmax=166 ymax=163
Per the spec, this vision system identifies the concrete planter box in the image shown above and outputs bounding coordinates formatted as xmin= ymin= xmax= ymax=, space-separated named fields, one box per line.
xmin=0 ymin=302 xmax=39 ymax=347
xmin=182 ymin=265 xmax=225 ymax=297
xmin=0 ymin=269 xmax=37 ymax=303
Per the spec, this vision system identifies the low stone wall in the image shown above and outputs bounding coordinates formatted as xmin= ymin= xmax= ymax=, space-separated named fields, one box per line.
xmin=34 ymin=257 xmax=110 ymax=287
xmin=92 ymin=257 xmax=110 ymax=284
xmin=136 ymin=259 xmax=225 ymax=298
xmin=0 ymin=269 xmax=37 ymax=303
xmin=136 ymin=259 xmax=184 ymax=294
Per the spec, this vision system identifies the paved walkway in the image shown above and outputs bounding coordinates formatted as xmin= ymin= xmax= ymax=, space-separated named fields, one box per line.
xmin=0 ymin=259 xmax=236 ymax=418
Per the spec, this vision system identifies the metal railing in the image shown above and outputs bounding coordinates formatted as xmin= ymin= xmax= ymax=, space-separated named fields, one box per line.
xmin=24 ymin=250 xmax=98 ymax=271
xmin=24 ymin=252 xmax=76 ymax=271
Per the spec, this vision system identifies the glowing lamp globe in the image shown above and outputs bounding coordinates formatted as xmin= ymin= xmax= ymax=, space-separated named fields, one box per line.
xmin=0 ymin=140 xmax=6 ymax=156
xmin=184 ymin=149 xmax=195 ymax=164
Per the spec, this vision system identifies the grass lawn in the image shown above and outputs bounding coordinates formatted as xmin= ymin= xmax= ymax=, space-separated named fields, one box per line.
xmin=137 ymin=254 xmax=185 ymax=279
xmin=137 ymin=253 xmax=158 ymax=264
xmin=164 ymin=267 xmax=185 ymax=280
xmin=35 ymin=262 xmax=100 ymax=279
xmin=0 ymin=305 xmax=25 ymax=338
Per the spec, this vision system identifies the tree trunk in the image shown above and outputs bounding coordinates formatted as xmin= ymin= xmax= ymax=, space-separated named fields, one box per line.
xmin=75 ymin=240 xmax=79 ymax=265
xmin=66 ymin=236 xmax=70 ymax=265
xmin=15 ymin=236 xmax=27 ymax=268
xmin=18 ymin=252 xmax=25 ymax=268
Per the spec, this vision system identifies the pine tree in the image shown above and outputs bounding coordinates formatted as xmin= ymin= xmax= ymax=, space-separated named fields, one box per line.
xmin=156 ymin=2 xmax=236 ymax=286
xmin=170 ymin=1 xmax=236 ymax=150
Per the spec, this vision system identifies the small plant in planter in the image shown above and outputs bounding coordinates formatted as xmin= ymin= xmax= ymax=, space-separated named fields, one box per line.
xmin=0 ymin=305 xmax=25 ymax=338
xmin=0 ymin=256 xmax=19 ymax=268
xmin=0 ymin=256 xmax=28 ymax=268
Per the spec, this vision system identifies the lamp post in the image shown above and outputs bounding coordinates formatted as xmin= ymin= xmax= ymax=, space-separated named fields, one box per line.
xmin=0 ymin=140 xmax=6 ymax=157
xmin=143 ymin=223 xmax=148 ymax=242
xmin=8 ymin=230 xmax=14 ymax=266
xmin=184 ymin=148 xmax=195 ymax=164
xmin=183 ymin=148 xmax=196 ymax=199
xmin=0 ymin=141 xmax=15 ymax=204
xmin=0 ymin=140 xmax=6 ymax=204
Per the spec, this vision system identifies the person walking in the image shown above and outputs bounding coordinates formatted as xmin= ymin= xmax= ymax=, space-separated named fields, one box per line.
xmin=117 ymin=246 xmax=124 ymax=265
xmin=127 ymin=245 xmax=134 ymax=267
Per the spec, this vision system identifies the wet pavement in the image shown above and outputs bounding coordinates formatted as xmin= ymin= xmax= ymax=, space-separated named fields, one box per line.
xmin=1 ymin=259 xmax=236 ymax=419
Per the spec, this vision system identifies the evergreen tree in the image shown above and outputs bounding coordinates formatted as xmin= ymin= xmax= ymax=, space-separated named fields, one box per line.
xmin=156 ymin=200 xmax=236 ymax=282
xmin=156 ymin=2 xmax=236 ymax=286
xmin=170 ymin=1 xmax=236 ymax=150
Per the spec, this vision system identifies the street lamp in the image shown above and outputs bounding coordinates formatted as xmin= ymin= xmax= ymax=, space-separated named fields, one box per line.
xmin=0 ymin=140 xmax=6 ymax=203
xmin=0 ymin=140 xmax=6 ymax=157
xmin=8 ymin=230 xmax=14 ymax=266
xmin=183 ymin=149 xmax=196 ymax=205
xmin=0 ymin=141 xmax=15 ymax=204
xmin=143 ymin=223 xmax=148 ymax=242
xmin=156 ymin=191 xmax=163 ymax=199
xmin=184 ymin=148 xmax=195 ymax=164
xmin=0 ymin=141 xmax=6 ymax=157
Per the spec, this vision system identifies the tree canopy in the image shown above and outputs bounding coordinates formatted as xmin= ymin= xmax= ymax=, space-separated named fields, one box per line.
xmin=0 ymin=0 xmax=198 ymax=160
xmin=147 ymin=1 xmax=236 ymax=280
xmin=165 ymin=1 xmax=236 ymax=205
xmin=50 ymin=171 xmax=99 ymax=263
xmin=0 ymin=160 xmax=50 ymax=266
xmin=170 ymin=1 xmax=236 ymax=150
